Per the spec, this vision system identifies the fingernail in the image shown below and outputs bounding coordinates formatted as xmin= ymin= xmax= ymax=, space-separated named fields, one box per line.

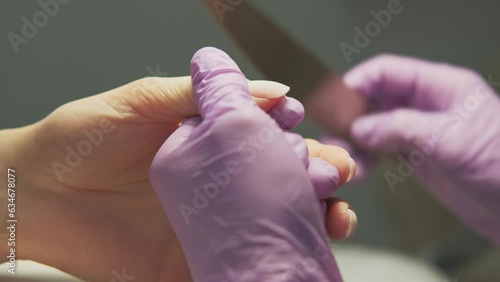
xmin=345 ymin=209 xmax=358 ymax=239
xmin=249 ymin=80 xmax=290 ymax=99
xmin=346 ymin=158 xmax=356 ymax=183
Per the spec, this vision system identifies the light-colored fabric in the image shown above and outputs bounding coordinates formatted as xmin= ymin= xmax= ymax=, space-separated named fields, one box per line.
xmin=0 ymin=245 xmax=453 ymax=282
xmin=333 ymin=244 xmax=451 ymax=282
xmin=0 ymin=260 xmax=82 ymax=282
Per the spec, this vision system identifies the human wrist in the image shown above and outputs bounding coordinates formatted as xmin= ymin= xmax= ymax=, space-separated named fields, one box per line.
xmin=0 ymin=127 xmax=26 ymax=262
xmin=0 ymin=125 xmax=42 ymax=263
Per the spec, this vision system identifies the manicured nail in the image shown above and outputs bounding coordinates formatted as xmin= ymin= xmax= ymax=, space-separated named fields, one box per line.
xmin=345 ymin=209 xmax=358 ymax=239
xmin=346 ymin=158 xmax=356 ymax=183
xmin=249 ymin=80 xmax=290 ymax=99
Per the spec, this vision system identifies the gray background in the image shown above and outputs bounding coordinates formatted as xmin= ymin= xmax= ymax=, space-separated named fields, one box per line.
xmin=2 ymin=0 xmax=500 ymax=278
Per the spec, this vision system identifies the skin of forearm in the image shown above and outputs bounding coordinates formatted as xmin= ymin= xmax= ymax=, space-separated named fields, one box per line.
xmin=0 ymin=130 xmax=7 ymax=263
xmin=0 ymin=124 xmax=106 ymax=275
xmin=0 ymin=127 xmax=23 ymax=263
xmin=0 ymin=125 xmax=45 ymax=264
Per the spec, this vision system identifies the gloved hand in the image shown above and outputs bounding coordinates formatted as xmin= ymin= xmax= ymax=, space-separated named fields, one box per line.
xmin=333 ymin=54 xmax=500 ymax=245
xmin=150 ymin=47 xmax=344 ymax=281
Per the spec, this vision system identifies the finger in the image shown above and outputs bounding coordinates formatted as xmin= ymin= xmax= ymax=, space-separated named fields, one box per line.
xmin=325 ymin=197 xmax=358 ymax=241
xmin=308 ymin=157 xmax=340 ymax=199
xmin=268 ymin=96 xmax=305 ymax=130
xmin=149 ymin=117 xmax=201 ymax=184
xmin=305 ymin=139 xmax=356 ymax=185
xmin=343 ymin=54 xmax=474 ymax=111
xmin=320 ymin=136 xmax=377 ymax=182
xmin=350 ymin=109 xmax=441 ymax=154
xmin=191 ymin=47 xmax=256 ymax=120
xmin=103 ymin=76 xmax=289 ymax=123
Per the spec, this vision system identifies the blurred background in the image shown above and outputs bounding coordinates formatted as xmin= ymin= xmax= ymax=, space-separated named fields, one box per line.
xmin=1 ymin=0 xmax=499 ymax=281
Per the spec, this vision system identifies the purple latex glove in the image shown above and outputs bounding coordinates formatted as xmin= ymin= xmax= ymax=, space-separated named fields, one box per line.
xmin=338 ymin=54 xmax=500 ymax=245
xmin=150 ymin=47 xmax=343 ymax=282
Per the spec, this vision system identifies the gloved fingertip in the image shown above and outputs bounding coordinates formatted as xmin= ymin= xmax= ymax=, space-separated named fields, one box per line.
xmin=350 ymin=117 xmax=377 ymax=144
xmin=342 ymin=72 xmax=361 ymax=90
xmin=343 ymin=67 xmax=370 ymax=94
xmin=190 ymin=47 xmax=240 ymax=81
xmin=269 ymin=96 xmax=305 ymax=130
xmin=190 ymin=47 xmax=254 ymax=119
xmin=308 ymin=157 xmax=341 ymax=199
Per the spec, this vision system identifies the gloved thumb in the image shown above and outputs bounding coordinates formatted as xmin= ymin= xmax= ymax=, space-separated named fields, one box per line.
xmin=351 ymin=109 xmax=442 ymax=155
xmin=191 ymin=47 xmax=258 ymax=120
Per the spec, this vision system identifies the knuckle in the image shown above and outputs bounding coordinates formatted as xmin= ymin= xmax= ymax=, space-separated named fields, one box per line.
xmin=132 ymin=77 xmax=162 ymax=95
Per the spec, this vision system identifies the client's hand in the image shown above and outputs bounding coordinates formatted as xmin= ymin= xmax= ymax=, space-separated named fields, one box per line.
xmin=0 ymin=75 xmax=289 ymax=281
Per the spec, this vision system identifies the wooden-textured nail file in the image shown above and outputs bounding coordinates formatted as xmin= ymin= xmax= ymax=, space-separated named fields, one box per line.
xmin=203 ymin=1 xmax=367 ymax=137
